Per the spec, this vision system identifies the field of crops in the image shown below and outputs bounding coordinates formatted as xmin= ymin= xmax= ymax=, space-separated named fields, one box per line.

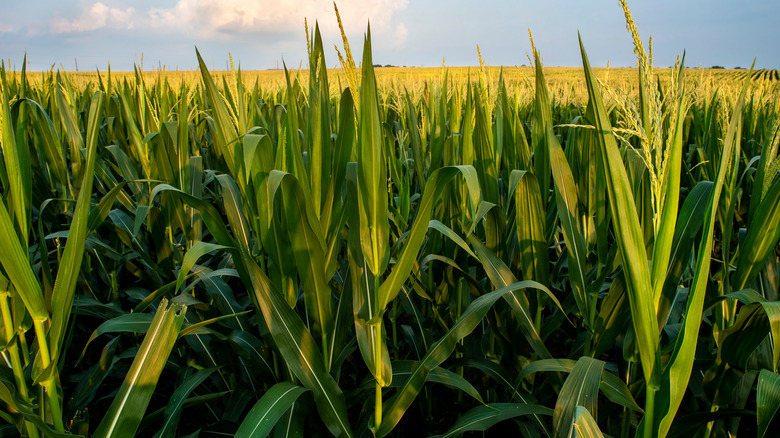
xmin=1 ymin=4 xmax=780 ymax=437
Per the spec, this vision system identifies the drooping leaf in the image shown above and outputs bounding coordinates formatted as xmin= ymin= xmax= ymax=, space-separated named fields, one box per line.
xmin=376 ymin=280 xmax=549 ymax=437
xmin=430 ymin=403 xmax=553 ymax=438
xmin=155 ymin=367 xmax=220 ymax=438
xmin=235 ymin=382 xmax=309 ymax=438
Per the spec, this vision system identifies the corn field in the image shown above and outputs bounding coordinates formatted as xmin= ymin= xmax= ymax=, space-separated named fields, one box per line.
xmin=1 ymin=3 xmax=780 ymax=437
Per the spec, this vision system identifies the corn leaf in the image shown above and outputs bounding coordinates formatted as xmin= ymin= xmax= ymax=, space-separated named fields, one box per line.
xmin=430 ymin=403 xmax=553 ymax=438
xmin=156 ymin=367 xmax=219 ymax=438
xmin=93 ymin=298 xmax=186 ymax=438
xmin=175 ymin=242 xmax=229 ymax=294
xmin=732 ymin=177 xmax=780 ymax=291
xmin=376 ymin=280 xmax=549 ymax=437
xmin=267 ymin=170 xmax=333 ymax=338
xmin=573 ymin=406 xmax=605 ymax=438
xmin=508 ymin=170 xmax=550 ymax=286
xmin=546 ymin=126 xmax=590 ymax=324
xmin=468 ymin=235 xmax=553 ymax=359
xmin=553 ymin=357 xmax=604 ymax=438
xmin=356 ymin=26 xmax=389 ymax=277
xmin=48 ymin=91 xmax=105 ymax=364
xmin=579 ymin=36 xmax=660 ymax=390
xmin=645 ymin=62 xmax=754 ymax=438
xmin=242 ymin=255 xmax=353 ymax=438
xmin=235 ymin=382 xmax=308 ymax=438
xmin=757 ymin=369 xmax=780 ymax=438
xmin=379 ymin=165 xmax=480 ymax=309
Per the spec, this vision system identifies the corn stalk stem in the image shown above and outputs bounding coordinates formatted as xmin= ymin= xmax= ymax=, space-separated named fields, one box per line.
xmin=644 ymin=385 xmax=657 ymax=438
xmin=32 ymin=319 xmax=64 ymax=432
xmin=0 ymin=295 xmax=40 ymax=438
xmin=374 ymin=322 xmax=383 ymax=430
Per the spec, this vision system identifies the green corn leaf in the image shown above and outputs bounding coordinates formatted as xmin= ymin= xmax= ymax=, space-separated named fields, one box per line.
xmin=376 ymin=280 xmax=549 ymax=437
xmin=472 ymin=84 xmax=504 ymax=254
xmin=430 ymin=403 xmax=553 ymax=438
xmin=176 ymin=81 xmax=191 ymax=191
xmin=468 ymin=235 xmax=554 ymax=359
xmin=732 ymin=176 xmax=780 ymax=291
xmin=175 ymin=242 xmax=229 ymax=294
xmin=93 ymin=298 xmax=186 ymax=438
xmin=472 ymin=82 xmax=498 ymax=205
xmin=579 ymin=36 xmax=660 ymax=391
xmin=19 ymin=98 xmax=69 ymax=197
xmin=235 ymin=382 xmax=309 ymax=438
xmin=592 ymin=273 xmax=630 ymax=357
xmin=48 ymin=91 xmax=104 ymax=365
xmin=508 ymin=170 xmax=550 ymax=286
xmin=357 ymin=26 xmax=390 ymax=277
xmin=405 ymin=91 xmax=426 ymax=190
xmin=757 ymin=369 xmax=780 ymax=438
xmin=156 ymin=367 xmax=219 ymax=438
xmin=280 ymin=65 xmax=312 ymax=203
xmin=0 ymin=196 xmax=47 ymax=321
xmin=195 ymin=48 xmax=238 ymax=175
xmin=272 ymin=401 xmax=306 ymax=438
xmin=553 ymin=357 xmax=604 ymax=438
xmin=177 ymin=311 xmax=252 ymax=338
xmin=242 ymin=254 xmax=353 ymax=438
xmin=87 ymin=182 xmax=129 ymax=233
xmin=518 ymin=358 xmax=642 ymax=413
xmin=0 ymin=85 xmax=48 ymax=323
xmin=1 ymin=74 xmax=31 ymax=241
xmin=81 ymin=313 xmax=154 ymax=359
xmin=454 ymin=357 xmax=551 ymax=434
xmin=327 ymin=273 xmax=355 ymax=374
xmin=55 ymin=80 xmax=84 ymax=187
xmin=306 ymin=25 xmax=332 ymax=216
xmin=241 ymin=133 xmax=266 ymax=186
xmin=80 ymin=307 xmax=239 ymax=361
xmin=149 ymin=183 xmax=251 ymax=296
xmin=227 ymin=330 xmax=277 ymax=379
xmin=0 ymin=367 xmax=82 ymax=438
xmin=345 ymin=163 xmax=391 ymax=386
xmin=322 ymin=86 xmax=355 ymax=243
xmin=531 ymin=46 xmax=552 ymax=206
xmin=645 ymin=62 xmax=754 ymax=438
xmin=657 ymin=181 xmax=712 ymax=326
xmin=133 ymin=281 xmax=178 ymax=314
xmin=68 ymin=337 xmax=119 ymax=413
xmin=389 ymin=360 xmax=482 ymax=403
xmin=116 ymin=86 xmax=151 ymax=179
xmin=213 ymin=174 xmax=254 ymax=257
xmin=105 ymin=145 xmax=143 ymax=198
xmin=546 ymin=126 xmax=590 ymax=324
xmin=428 ymin=220 xmax=478 ymax=260
xmin=267 ymin=170 xmax=333 ymax=339
xmin=761 ymin=302 xmax=780 ymax=372
xmin=379 ymin=166 xmax=480 ymax=309
xmin=572 ymin=406 xmax=605 ymax=438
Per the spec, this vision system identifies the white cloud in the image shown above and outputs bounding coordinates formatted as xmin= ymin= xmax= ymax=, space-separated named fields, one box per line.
xmin=50 ymin=1 xmax=408 ymax=46
xmin=147 ymin=0 xmax=406 ymax=36
xmin=0 ymin=22 xmax=12 ymax=34
xmin=51 ymin=2 xmax=137 ymax=33
xmin=392 ymin=22 xmax=408 ymax=48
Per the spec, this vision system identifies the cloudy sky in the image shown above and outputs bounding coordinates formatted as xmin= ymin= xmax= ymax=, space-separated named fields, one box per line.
xmin=1 ymin=0 xmax=777 ymax=72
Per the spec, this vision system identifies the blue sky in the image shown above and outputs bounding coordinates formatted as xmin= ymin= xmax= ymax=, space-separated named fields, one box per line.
xmin=1 ymin=0 xmax=777 ymax=71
